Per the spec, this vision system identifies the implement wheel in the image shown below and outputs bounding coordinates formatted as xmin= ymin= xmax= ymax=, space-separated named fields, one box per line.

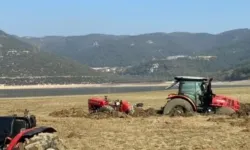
xmin=163 ymin=98 xmax=194 ymax=116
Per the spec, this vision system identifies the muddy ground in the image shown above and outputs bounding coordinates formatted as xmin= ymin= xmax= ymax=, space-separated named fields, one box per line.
xmin=236 ymin=102 xmax=250 ymax=116
xmin=48 ymin=107 xmax=160 ymax=119
xmin=48 ymin=102 xmax=250 ymax=119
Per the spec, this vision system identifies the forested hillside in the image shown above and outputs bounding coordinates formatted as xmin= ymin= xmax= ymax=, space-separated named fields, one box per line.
xmin=22 ymin=28 xmax=250 ymax=68
xmin=2 ymin=28 xmax=250 ymax=83
xmin=0 ymin=30 xmax=107 ymax=85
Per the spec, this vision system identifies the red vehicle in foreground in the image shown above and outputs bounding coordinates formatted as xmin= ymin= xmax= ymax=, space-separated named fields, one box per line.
xmin=0 ymin=111 xmax=66 ymax=150
xmin=162 ymin=76 xmax=240 ymax=115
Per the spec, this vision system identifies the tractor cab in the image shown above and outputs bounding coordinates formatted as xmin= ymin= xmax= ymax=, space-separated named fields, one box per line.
xmin=0 ymin=115 xmax=36 ymax=149
xmin=166 ymin=76 xmax=214 ymax=111
xmin=163 ymin=76 xmax=240 ymax=115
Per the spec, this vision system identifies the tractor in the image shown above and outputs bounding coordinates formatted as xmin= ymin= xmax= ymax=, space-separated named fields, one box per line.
xmin=88 ymin=96 xmax=143 ymax=115
xmin=162 ymin=76 xmax=240 ymax=116
xmin=0 ymin=110 xmax=66 ymax=150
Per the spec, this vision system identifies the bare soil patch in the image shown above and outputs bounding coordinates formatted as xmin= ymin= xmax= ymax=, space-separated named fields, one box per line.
xmin=236 ymin=103 xmax=250 ymax=117
xmin=48 ymin=102 xmax=250 ymax=120
xmin=49 ymin=107 xmax=163 ymax=119
xmin=48 ymin=107 xmax=129 ymax=119
xmin=48 ymin=107 xmax=88 ymax=118
xmin=131 ymin=107 xmax=160 ymax=117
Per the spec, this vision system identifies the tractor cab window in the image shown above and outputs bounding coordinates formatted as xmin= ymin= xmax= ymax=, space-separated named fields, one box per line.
xmin=179 ymin=81 xmax=203 ymax=102
xmin=11 ymin=119 xmax=28 ymax=137
xmin=179 ymin=81 xmax=196 ymax=95
xmin=0 ymin=118 xmax=13 ymax=138
xmin=196 ymin=82 xmax=204 ymax=95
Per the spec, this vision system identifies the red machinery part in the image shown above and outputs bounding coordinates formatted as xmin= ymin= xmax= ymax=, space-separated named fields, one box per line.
xmin=7 ymin=126 xmax=56 ymax=150
xmin=211 ymin=95 xmax=240 ymax=111
xmin=88 ymin=97 xmax=109 ymax=112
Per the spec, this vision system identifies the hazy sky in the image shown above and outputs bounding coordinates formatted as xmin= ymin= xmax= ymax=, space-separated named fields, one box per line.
xmin=1 ymin=0 xmax=249 ymax=37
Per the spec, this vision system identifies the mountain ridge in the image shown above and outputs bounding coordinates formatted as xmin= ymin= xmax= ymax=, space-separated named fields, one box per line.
xmin=2 ymin=28 xmax=250 ymax=82
xmin=0 ymin=30 xmax=110 ymax=84
xmin=17 ymin=28 xmax=250 ymax=38
xmin=20 ymin=28 xmax=250 ymax=67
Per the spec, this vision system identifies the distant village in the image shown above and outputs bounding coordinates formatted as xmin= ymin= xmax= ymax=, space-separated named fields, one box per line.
xmin=91 ymin=55 xmax=217 ymax=73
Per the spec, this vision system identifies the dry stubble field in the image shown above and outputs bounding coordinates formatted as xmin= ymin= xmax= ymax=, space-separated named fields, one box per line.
xmin=1 ymin=87 xmax=250 ymax=150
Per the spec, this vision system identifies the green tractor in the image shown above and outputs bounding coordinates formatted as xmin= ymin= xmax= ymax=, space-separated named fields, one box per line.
xmin=162 ymin=76 xmax=240 ymax=116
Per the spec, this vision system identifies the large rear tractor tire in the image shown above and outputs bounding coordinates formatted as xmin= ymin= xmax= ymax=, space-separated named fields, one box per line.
xmin=163 ymin=98 xmax=194 ymax=116
xmin=215 ymin=107 xmax=236 ymax=115
xmin=16 ymin=132 xmax=67 ymax=150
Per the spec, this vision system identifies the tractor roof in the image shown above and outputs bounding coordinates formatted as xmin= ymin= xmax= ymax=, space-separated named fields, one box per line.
xmin=174 ymin=76 xmax=209 ymax=81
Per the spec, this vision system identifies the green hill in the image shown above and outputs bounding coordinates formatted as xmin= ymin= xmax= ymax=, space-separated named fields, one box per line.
xmin=14 ymin=28 xmax=250 ymax=82
xmin=122 ymin=58 xmax=218 ymax=79
xmin=0 ymin=30 xmax=108 ymax=85
xmin=22 ymin=28 xmax=250 ymax=68
xmin=121 ymin=31 xmax=250 ymax=81
xmin=215 ymin=61 xmax=250 ymax=81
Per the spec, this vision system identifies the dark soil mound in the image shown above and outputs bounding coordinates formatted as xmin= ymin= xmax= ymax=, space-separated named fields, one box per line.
xmin=49 ymin=107 xmax=162 ymax=119
xmin=49 ymin=107 xmax=88 ymax=117
xmin=86 ymin=111 xmax=129 ymax=119
xmin=235 ymin=103 xmax=250 ymax=117
xmin=49 ymin=107 xmax=130 ymax=119
xmin=131 ymin=107 xmax=159 ymax=117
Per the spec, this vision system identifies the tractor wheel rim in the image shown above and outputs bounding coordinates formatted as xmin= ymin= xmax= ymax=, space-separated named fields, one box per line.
xmin=173 ymin=106 xmax=185 ymax=115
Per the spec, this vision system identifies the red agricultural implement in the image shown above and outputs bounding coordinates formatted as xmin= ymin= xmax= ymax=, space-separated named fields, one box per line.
xmin=88 ymin=96 xmax=143 ymax=115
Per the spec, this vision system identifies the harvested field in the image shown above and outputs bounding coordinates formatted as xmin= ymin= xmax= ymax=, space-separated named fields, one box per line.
xmin=1 ymin=87 xmax=250 ymax=149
